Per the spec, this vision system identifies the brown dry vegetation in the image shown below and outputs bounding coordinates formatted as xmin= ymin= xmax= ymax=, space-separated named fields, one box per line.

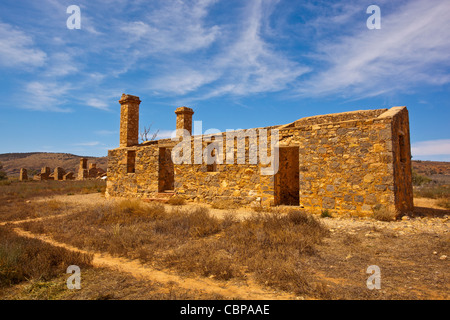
xmin=0 ymin=180 xmax=449 ymax=300
xmin=18 ymin=201 xmax=330 ymax=297
xmin=0 ymin=226 xmax=92 ymax=288
xmin=0 ymin=180 xmax=105 ymax=222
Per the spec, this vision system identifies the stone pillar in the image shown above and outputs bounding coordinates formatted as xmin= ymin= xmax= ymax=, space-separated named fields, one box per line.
xmin=119 ymin=94 xmax=141 ymax=147
xmin=88 ymin=163 xmax=98 ymax=178
xmin=175 ymin=106 xmax=194 ymax=137
xmin=80 ymin=158 xmax=88 ymax=170
xmin=54 ymin=167 xmax=65 ymax=181
xmin=19 ymin=168 xmax=28 ymax=181
xmin=41 ymin=167 xmax=51 ymax=180
xmin=78 ymin=158 xmax=88 ymax=180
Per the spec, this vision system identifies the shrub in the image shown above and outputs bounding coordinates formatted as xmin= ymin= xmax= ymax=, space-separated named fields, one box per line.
xmin=412 ymin=170 xmax=431 ymax=186
xmin=414 ymin=185 xmax=450 ymax=199
xmin=321 ymin=209 xmax=332 ymax=218
xmin=0 ymin=162 xmax=7 ymax=181
xmin=371 ymin=205 xmax=398 ymax=221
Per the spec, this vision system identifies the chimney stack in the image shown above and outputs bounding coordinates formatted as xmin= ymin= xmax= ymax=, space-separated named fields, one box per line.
xmin=119 ymin=94 xmax=141 ymax=147
xmin=175 ymin=106 xmax=194 ymax=137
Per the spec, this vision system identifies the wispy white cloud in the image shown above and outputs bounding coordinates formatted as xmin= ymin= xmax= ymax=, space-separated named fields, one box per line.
xmin=147 ymin=0 xmax=309 ymax=98
xmin=156 ymin=130 xmax=177 ymax=139
xmin=86 ymin=98 xmax=110 ymax=111
xmin=120 ymin=0 xmax=220 ymax=54
xmin=3 ymin=0 xmax=450 ymax=112
xmin=43 ymin=52 xmax=79 ymax=77
xmin=411 ymin=139 xmax=450 ymax=156
xmin=149 ymin=69 xmax=220 ymax=95
xmin=298 ymin=0 xmax=450 ymax=98
xmin=23 ymin=81 xmax=73 ymax=112
xmin=204 ymin=0 xmax=310 ymax=97
xmin=95 ymin=130 xmax=117 ymax=136
xmin=73 ymin=141 xmax=102 ymax=147
xmin=0 ymin=21 xmax=47 ymax=68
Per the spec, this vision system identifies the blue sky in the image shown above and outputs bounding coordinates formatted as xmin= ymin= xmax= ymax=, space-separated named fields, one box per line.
xmin=0 ymin=0 xmax=449 ymax=160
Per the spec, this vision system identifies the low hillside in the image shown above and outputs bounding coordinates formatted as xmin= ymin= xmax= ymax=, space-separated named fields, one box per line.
xmin=412 ymin=160 xmax=450 ymax=185
xmin=0 ymin=153 xmax=107 ymax=177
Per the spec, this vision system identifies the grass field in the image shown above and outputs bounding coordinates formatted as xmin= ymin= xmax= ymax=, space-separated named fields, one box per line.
xmin=0 ymin=180 xmax=449 ymax=300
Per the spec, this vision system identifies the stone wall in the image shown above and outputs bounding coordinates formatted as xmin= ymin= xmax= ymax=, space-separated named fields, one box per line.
xmin=278 ymin=110 xmax=397 ymax=215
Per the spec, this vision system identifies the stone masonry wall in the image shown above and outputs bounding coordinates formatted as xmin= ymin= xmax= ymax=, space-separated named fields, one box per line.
xmin=281 ymin=112 xmax=397 ymax=215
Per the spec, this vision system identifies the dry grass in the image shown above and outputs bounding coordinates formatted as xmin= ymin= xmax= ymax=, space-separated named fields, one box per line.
xmin=166 ymin=195 xmax=186 ymax=206
xmin=414 ymin=185 xmax=450 ymax=199
xmin=0 ymin=267 xmax=225 ymax=300
xmin=414 ymin=184 xmax=450 ymax=211
xmin=371 ymin=205 xmax=398 ymax=221
xmin=165 ymin=210 xmax=330 ymax=296
xmin=0 ymin=180 xmax=106 ymax=202
xmin=210 ymin=199 xmax=240 ymax=209
xmin=19 ymin=200 xmax=330 ymax=296
xmin=0 ymin=226 xmax=92 ymax=288
xmin=436 ymin=198 xmax=450 ymax=209
xmin=0 ymin=180 xmax=105 ymax=223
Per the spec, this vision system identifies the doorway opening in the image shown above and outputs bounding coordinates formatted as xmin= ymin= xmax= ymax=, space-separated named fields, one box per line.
xmin=158 ymin=147 xmax=174 ymax=192
xmin=274 ymin=147 xmax=299 ymax=206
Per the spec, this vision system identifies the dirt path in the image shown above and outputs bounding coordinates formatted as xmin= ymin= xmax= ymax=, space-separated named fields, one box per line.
xmin=0 ymin=212 xmax=72 ymax=227
xmin=12 ymin=227 xmax=298 ymax=300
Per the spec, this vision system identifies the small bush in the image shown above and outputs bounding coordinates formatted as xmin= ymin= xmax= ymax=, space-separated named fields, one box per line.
xmin=412 ymin=170 xmax=432 ymax=186
xmin=0 ymin=162 xmax=7 ymax=181
xmin=321 ymin=209 xmax=332 ymax=218
xmin=371 ymin=206 xmax=397 ymax=221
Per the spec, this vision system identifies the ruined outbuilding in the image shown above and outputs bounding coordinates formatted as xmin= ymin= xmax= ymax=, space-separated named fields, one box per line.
xmin=77 ymin=158 xmax=106 ymax=180
xmin=106 ymin=94 xmax=414 ymax=216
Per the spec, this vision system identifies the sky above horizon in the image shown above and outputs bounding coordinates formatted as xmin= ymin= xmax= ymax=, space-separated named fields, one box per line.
xmin=0 ymin=0 xmax=449 ymax=160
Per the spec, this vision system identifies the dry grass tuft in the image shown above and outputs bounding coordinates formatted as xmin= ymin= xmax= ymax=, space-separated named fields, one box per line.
xmin=210 ymin=199 xmax=240 ymax=209
xmin=167 ymin=196 xmax=186 ymax=206
xmin=371 ymin=205 xmax=398 ymax=221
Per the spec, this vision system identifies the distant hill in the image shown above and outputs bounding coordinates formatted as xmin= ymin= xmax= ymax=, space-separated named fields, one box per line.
xmin=0 ymin=152 xmax=107 ymax=177
xmin=412 ymin=160 xmax=450 ymax=176
xmin=412 ymin=160 xmax=450 ymax=184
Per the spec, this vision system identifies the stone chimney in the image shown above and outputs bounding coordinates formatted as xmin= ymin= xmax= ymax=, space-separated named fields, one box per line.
xmin=78 ymin=158 xmax=88 ymax=180
xmin=79 ymin=158 xmax=87 ymax=170
xmin=175 ymin=106 xmax=194 ymax=136
xmin=19 ymin=168 xmax=28 ymax=181
xmin=119 ymin=94 xmax=141 ymax=147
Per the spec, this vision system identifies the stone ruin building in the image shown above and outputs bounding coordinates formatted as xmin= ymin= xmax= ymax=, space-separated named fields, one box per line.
xmin=106 ymin=94 xmax=414 ymax=216
xmin=77 ymin=158 xmax=106 ymax=180
xmin=31 ymin=166 xmax=75 ymax=181
xmin=21 ymin=158 xmax=105 ymax=181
